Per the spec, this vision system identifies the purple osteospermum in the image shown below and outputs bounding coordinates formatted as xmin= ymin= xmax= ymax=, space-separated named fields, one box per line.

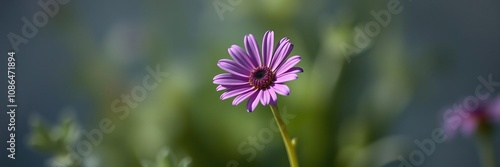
xmin=213 ymin=30 xmax=303 ymax=112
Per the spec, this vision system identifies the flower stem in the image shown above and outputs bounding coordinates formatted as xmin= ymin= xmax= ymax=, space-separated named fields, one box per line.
xmin=477 ymin=126 xmax=495 ymax=167
xmin=270 ymin=105 xmax=299 ymax=167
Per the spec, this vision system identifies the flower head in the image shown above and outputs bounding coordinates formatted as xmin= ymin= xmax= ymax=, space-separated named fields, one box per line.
xmin=213 ymin=31 xmax=303 ymax=112
xmin=443 ymin=97 xmax=500 ymax=138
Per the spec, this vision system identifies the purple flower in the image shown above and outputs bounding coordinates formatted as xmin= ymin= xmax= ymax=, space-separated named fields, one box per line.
xmin=443 ymin=97 xmax=500 ymax=138
xmin=213 ymin=31 xmax=303 ymax=112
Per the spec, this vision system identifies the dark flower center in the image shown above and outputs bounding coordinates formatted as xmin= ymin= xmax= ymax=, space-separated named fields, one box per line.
xmin=249 ymin=66 xmax=275 ymax=90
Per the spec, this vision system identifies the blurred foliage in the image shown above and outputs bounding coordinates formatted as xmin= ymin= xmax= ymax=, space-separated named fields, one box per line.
xmin=29 ymin=112 xmax=79 ymax=155
xmin=141 ymin=147 xmax=192 ymax=167
xmin=29 ymin=110 xmax=80 ymax=167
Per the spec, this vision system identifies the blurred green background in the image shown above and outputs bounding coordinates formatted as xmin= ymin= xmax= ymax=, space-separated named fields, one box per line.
xmin=1 ymin=0 xmax=500 ymax=166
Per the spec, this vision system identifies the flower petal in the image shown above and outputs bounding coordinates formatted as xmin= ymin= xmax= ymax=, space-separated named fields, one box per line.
xmin=247 ymin=90 xmax=262 ymax=112
xmin=213 ymin=79 xmax=248 ymax=86
xmin=275 ymin=73 xmax=298 ymax=83
xmin=213 ymin=74 xmax=248 ymax=85
xmin=228 ymin=45 xmax=256 ymax=70
xmin=262 ymin=31 xmax=274 ymax=67
xmin=221 ymin=86 xmax=254 ymax=100
xmin=213 ymin=73 xmax=247 ymax=82
xmin=279 ymin=37 xmax=290 ymax=44
xmin=268 ymin=89 xmax=277 ymax=105
xmin=213 ymin=73 xmax=228 ymax=81
xmin=216 ymin=85 xmax=226 ymax=91
xmin=272 ymin=83 xmax=290 ymax=96
xmin=260 ymin=90 xmax=271 ymax=106
xmin=275 ymin=56 xmax=301 ymax=76
xmin=233 ymin=89 xmax=257 ymax=106
xmin=277 ymin=67 xmax=303 ymax=78
xmin=461 ymin=117 xmax=478 ymax=136
xmin=244 ymin=34 xmax=261 ymax=67
xmin=488 ymin=97 xmax=500 ymax=121
xmin=218 ymin=59 xmax=250 ymax=77
xmin=271 ymin=38 xmax=293 ymax=71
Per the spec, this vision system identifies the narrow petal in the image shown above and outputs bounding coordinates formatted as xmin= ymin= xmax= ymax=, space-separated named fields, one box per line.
xmin=488 ymin=97 xmax=500 ymax=121
xmin=273 ymin=37 xmax=290 ymax=52
xmin=271 ymin=39 xmax=293 ymax=70
xmin=270 ymin=39 xmax=289 ymax=68
xmin=275 ymin=73 xmax=298 ymax=83
xmin=279 ymin=37 xmax=289 ymax=44
xmin=260 ymin=90 xmax=271 ymax=106
xmin=213 ymin=73 xmax=248 ymax=85
xmin=221 ymin=86 xmax=254 ymax=100
xmin=214 ymin=73 xmax=250 ymax=88
xmin=213 ymin=73 xmax=247 ymax=82
xmin=244 ymin=34 xmax=261 ymax=67
xmin=262 ymin=31 xmax=274 ymax=67
xmin=218 ymin=59 xmax=250 ymax=77
xmin=247 ymin=90 xmax=262 ymax=112
xmin=277 ymin=67 xmax=303 ymax=78
xmin=272 ymin=84 xmax=290 ymax=96
xmin=213 ymin=73 xmax=229 ymax=81
xmin=228 ymin=45 xmax=256 ymax=70
xmin=461 ymin=118 xmax=478 ymax=136
xmin=268 ymin=89 xmax=278 ymax=105
xmin=213 ymin=79 xmax=248 ymax=86
xmin=213 ymin=73 xmax=246 ymax=81
xmin=233 ymin=89 xmax=257 ymax=106
xmin=216 ymin=85 xmax=226 ymax=91
xmin=275 ymin=56 xmax=301 ymax=76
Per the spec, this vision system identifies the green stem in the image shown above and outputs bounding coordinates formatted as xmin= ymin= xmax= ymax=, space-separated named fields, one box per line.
xmin=270 ymin=105 xmax=299 ymax=167
xmin=477 ymin=127 xmax=495 ymax=167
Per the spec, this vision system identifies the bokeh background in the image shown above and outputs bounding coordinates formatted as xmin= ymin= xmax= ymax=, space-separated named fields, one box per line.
xmin=1 ymin=0 xmax=500 ymax=166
